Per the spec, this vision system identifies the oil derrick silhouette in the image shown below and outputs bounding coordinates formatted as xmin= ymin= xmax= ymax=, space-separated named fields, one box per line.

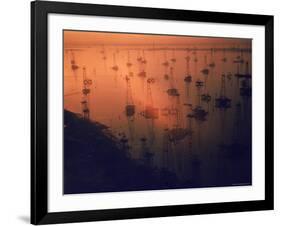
xmin=81 ymin=67 xmax=92 ymax=120
xmin=125 ymin=76 xmax=135 ymax=142
xmin=201 ymin=54 xmax=212 ymax=109
xmin=137 ymin=49 xmax=147 ymax=93
xmin=126 ymin=50 xmax=134 ymax=77
xmin=100 ymin=45 xmax=107 ymax=73
xmin=70 ymin=50 xmax=79 ymax=81
xmin=144 ymin=77 xmax=158 ymax=146
xmin=140 ymin=136 xmax=153 ymax=166
xmin=111 ymin=52 xmax=119 ymax=85
xmin=239 ymin=61 xmax=252 ymax=121
xmin=162 ymin=50 xmax=170 ymax=81
xmin=184 ymin=51 xmax=192 ymax=98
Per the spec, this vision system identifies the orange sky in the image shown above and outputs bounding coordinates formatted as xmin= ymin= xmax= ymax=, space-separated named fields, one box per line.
xmin=64 ymin=30 xmax=251 ymax=48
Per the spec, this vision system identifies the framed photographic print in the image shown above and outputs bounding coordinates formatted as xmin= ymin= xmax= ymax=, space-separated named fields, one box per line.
xmin=31 ymin=0 xmax=274 ymax=224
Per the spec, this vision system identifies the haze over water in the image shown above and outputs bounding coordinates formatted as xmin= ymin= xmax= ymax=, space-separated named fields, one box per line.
xmin=64 ymin=30 xmax=252 ymax=192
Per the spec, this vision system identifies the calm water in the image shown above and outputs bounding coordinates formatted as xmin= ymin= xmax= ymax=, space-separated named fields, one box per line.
xmin=64 ymin=42 xmax=252 ymax=192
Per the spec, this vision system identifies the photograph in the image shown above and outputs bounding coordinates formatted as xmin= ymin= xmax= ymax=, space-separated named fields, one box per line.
xmin=63 ymin=30 xmax=252 ymax=194
xmin=30 ymin=1 xmax=273 ymax=224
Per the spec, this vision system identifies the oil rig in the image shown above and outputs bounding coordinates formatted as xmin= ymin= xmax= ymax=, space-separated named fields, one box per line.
xmin=140 ymin=136 xmax=154 ymax=166
xmin=239 ymin=61 xmax=252 ymax=97
xmin=215 ymin=74 xmax=231 ymax=109
xmin=162 ymin=50 xmax=170 ymax=81
xmin=69 ymin=50 xmax=80 ymax=84
xmin=201 ymin=54 xmax=212 ymax=105
xmin=201 ymin=55 xmax=210 ymax=75
xmin=126 ymin=50 xmax=134 ymax=77
xmin=137 ymin=50 xmax=147 ymax=92
xmin=81 ymin=67 xmax=93 ymax=120
xmin=111 ymin=52 xmax=119 ymax=84
xmin=125 ymin=76 xmax=136 ymax=141
xmin=208 ymin=48 xmax=216 ymax=68
xmin=184 ymin=53 xmax=192 ymax=98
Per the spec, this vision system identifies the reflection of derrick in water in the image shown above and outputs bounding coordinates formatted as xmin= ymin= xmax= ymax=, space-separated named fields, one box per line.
xmin=235 ymin=59 xmax=251 ymax=79
xmin=125 ymin=76 xmax=135 ymax=114
xmin=233 ymin=49 xmax=245 ymax=86
xmin=166 ymin=67 xmax=180 ymax=127
xmin=200 ymin=54 xmax=212 ymax=107
xmin=234 ymin=49 xmax=248 ymax=83
xmin=192 ymin=48 xmax=198 ymax=63
xmin=185 ymin=104 xmax=194 ymax=130
xmin=143 ymin=77 xmax=159 ymax=145
xmin=173 ymin=103 xmax=193 ymax=175
xmin=232 ymin=102 xmax=242 ymax=143
xmin=217 ymin=98 xmax=246 ymax=163
xmin=191 ymin=108 xmax=205 ymax=175
xmin=119 ymin=132 xmax=129 ymax=151
xmin=125 ymin=76 xmax=136 ymax=141
xmin=167 ymin=66 xmax=177 ymax=92
xmin=239 ymin=62 xmax=252 ymax=121
xmin=217 ymin=82 xmax=229 ymax=149
xmin=137 ymin=50 xmax=147 ymax=92
xmin=70 ymin=51 xmax=79 ymax=71
xmin=185 ymin=109 xmax=195 ymax=177
xmin=162 ymin=128 xmax=172 ymax=170
xmin=170 ymin=49 xmax=177 ymax=67
xmin=140 ymin=137 xmax=153 ymax=166
xmin=191 ymin=76 xmax=208 ymax=150
xmin=182 ymin=101 xmax=194 ymax=152
xmin=100 ymin=45 xmax=107 ymax=72
xmin=65 ymin=50 xmax=81 ymax=110
xmin=183 ymin=103 xmax=194 ymax=144
xmin=191 ymin=76 xmax=208 ymax=122
xmin=168 ymin=126 xmax=192 ymax=145
xmin=81 ymin=67 xmax=93 ymax=120
xmin=165 ymin=67 xmax=191 ymax=144
xmin=201 ymin=55 xmax=209 ymax=76
xmin=234 ymin=48 xmax=245 ymax=64
xmin=184 ymin=53 xmax=192 ymax=97
xmin=195 ymin=79 xmax=204 ymax=106
xmin=208 ymin=48 xmax=216 ymax=68
xmin=162 ymin=50 xmax=170 ymax=80
xmin=184 ymin=75 xmax=192 ymax=98
xmin=221 ymin=48 xmax=227 ymax=63
xmin=184 ymin=117 xmax=201 ymax=185
xmin=234 ymin=51 xmax=249 ymax=97
xmin=111 ymin=52 xmax=119 ymax=85
xmin=215 ymin=74 xmax=231 ymax=110
xmin=235 ymin=58 xmax=252 ymax=113
xmin=69 ymin=50 xmax=79 ymax=82
xmin=190 ymin=105 xmax=208 ymax=126
xmin=221 ymin=48 xmax=232 ymax=86
xmin=239 ymin=61 xmax=252 ymax=96
xmin=201 ymin=92 xmax=212 ymax=111
xmin=222 ymin=50 xmax=235 ymax=97
xmin=141 ymin=50 xmax=147 ymax=65
xmin=240 ymin=77 xmax=252 ymax=97
xmin=184 ymin=55 xmax=192 ymax=142
xmin=163 ymin=126 xmax=191 ymax=175
xmin=226 ymin=72 xmax=233 ymax=87
xmin=216 ymin=99 xmax=228 ymax=180
xmin=217 ymin=102 xmax=249 ymax=169
xmin=166 ymin=96 xmax=192 ymax=180
xmin=91 ymin=68 xmax=97 ymax=90
xmin=188 ymin=136 xmax=201 ymax=184
xmin=126 ymin=50 xmax=134 ymax=77
xmin=234 ymin=57 xmax=241 ymax=79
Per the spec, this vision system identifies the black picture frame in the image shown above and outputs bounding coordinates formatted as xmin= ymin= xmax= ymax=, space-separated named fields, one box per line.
xmin=31 ymin=0 xmax=274 ymax=224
